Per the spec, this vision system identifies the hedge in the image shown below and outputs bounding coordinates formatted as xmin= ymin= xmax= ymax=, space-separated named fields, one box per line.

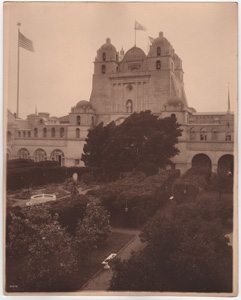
xmin=6 ymin=165 xmax=98 ymax=190
xmin=88 ymin=169 xmax=180 ymax=228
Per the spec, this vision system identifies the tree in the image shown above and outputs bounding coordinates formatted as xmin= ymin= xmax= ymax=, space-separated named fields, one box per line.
xmin=81 ymin=121 xmax=116 ymax=168
xmin=81 ymin=111 xmax=182 ymax=178
xmin=7 ymin=205 xmax=78 ymax=292
xmin=75 ymin=198 xmax=111 ymax=259
xmin=110 ymin=201 xmax=232 ymax=292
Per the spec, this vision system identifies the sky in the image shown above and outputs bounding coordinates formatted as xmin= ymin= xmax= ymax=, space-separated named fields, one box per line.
xmin=3 ymin=2 xmax=238 ymax=119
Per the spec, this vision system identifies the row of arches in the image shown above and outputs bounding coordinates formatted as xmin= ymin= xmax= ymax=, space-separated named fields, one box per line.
xmin=192 ymin=153 xmax=234 ymax=175
xmin=17 ymin=148 xmax=65 ymax=166
xmin=190 ymin=128 xmax=232 ymax=141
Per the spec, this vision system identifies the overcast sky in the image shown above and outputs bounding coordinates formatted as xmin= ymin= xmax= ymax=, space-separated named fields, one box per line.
xmin=4 ymin=2 xmax=237 ymax=119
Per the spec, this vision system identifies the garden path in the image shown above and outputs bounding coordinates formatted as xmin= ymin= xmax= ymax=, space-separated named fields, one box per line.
xmin=81 ymin=228 xmax=145 ymax=291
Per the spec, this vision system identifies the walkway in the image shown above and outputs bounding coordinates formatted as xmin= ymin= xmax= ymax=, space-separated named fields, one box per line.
xmin=82 ymin=228 xmax=145 ymax=291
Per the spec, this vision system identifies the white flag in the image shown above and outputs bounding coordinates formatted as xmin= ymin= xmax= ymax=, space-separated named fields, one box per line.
xmin=134 ymin=21 xmax=146 ymax=31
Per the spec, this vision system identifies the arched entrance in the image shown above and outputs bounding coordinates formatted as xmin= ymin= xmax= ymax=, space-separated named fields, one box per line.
xmin=18 ymin=148 xmax=30 ymax=159
xmin=192 ymin=153 xmax=212 ymax=173
xmin=50 ymin=149 xmax=65 ymax=166
xmin=34 ymin=149 xmax=47 ymax=162
xmin=218 ymin=154 xmax=234 ymax=175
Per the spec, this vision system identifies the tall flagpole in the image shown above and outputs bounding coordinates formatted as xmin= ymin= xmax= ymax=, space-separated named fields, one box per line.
xmin=134 ymin=21 xmax=136 ymax=47
xmin=16 ymin=23 xmax=21 ymax=118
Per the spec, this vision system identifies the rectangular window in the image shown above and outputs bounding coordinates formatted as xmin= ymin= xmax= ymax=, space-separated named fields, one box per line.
xmin=75 ymin=159 xmax=80 ymax=166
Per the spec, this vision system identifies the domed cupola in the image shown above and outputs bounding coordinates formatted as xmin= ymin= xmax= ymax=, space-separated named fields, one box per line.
xmin=96 ymin=38 xmax=118 ymax=62
xmin=123 ymin=46 xmax=146 ymax=62
xmin=148 ymin=31 xmax=174 ymax=57
xmin=120 ymin=46 xmax=147 ymax=72
xmin=76 ymin=100 xmax=92 ymax=109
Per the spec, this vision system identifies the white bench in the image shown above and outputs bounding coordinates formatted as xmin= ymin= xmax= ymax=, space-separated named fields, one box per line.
xmin=102 ymin=253 xmax=117 ymax=269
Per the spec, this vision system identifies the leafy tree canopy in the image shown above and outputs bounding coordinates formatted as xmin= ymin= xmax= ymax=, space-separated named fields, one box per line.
xmin=110 ymin=198 xmax=232 ymax=293
xmin=81 ymin=111 xmax=182 ymax=177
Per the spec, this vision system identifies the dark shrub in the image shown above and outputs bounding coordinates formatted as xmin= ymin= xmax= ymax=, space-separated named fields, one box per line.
xmin=6 ymin=163 xmax=95 ymax=190
xmin=185 ymin=167 xmax=211 ymax=182
xmin=81 ymin=173 xmax=94 ymax=185
xmin=7 ymin=159 xmax=35 ymax=169
xmin=208 ymin=173 xmax=233 ymax=194
xmin=46 ymin=195 xmax=89 ymax=235
xmin=136 ymin=162 xmax=159 ymax=177
xmin=172 ymin=174 xmax=207 ymax=204
xmin=35 ymin=160 xmax=59 ymax=167
xmin=91 ymin=169 xmax=179 ymax=228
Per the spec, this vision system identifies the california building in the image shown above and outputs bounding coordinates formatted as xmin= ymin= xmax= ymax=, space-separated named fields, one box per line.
xmin=7 ymin=31 xmax=234 ymax=174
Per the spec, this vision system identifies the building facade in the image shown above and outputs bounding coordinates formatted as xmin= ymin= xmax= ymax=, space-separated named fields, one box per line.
xmin=7 ymin=32 xmax=234 ymax=174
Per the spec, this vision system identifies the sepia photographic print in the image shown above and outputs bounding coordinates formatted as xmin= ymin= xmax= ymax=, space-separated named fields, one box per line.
xmin=3 ymin=2 xmax=238 ymax=296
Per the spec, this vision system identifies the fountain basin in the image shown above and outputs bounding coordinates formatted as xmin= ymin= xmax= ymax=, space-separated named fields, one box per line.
xmin=26 ymin=194 xmax=56 ymax=206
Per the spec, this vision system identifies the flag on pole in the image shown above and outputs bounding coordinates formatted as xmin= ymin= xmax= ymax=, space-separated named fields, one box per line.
xmin=134 ymin=20 xmax=146 ymax=31
xmin=19 ymin=32 xmax=34 ymax=52
xmin=148 ymin=36 xmax=155 ymax=43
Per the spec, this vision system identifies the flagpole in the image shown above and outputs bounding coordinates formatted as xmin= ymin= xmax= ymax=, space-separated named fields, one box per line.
xmin=227 ymin=82 xmax=230 ymax=114
xmin=134 ymin=22 xmax=136 ymax=47
xmin=16 ymin=23 xmax=21 ymax=118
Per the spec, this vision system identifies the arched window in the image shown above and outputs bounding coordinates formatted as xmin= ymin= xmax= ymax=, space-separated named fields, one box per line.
xmin=7 ymin=131 xmax=11 ymax=142
xmin=171 ymin=113 xmax=176 ymax=119
xmin=102 ymin=65 xmax=106 ymax=74
xmin=28 ymin=131 xmax=31 ymax=138
xmin=102 ymin=52 xmax=106 ymax=61
xmin=76 ymin=128 xmax=80 ymax=138
xmin=77 ymin=115 xmax=81 ymax=125
xmin=200 ymin=128 xmax=207 ymax=141
xmin=190 ymin=127 xmax=196 ymax=140
xmin=18 ymin=131 xmax=21 ymax=137
xmin=156 ymin=60 xmax=161 ymax=70
xmin=51 ymin=149 xmax=65 ymax=167
xmin=51 ymin=128 xmax=55 ymax=137
xmin=126 ymin=100 xmax=133 ymax=113
xmin=91 ymin=116 xmax=95 ymax=125
xmin=211 ymin=128 xmax=218 ymax=140
xmin=43 ymin=128 xmax=47 ymax=138
xmin=23 ymin=131 xmax=26 ymax=138
xmin=157 ymin=47 xmax=161 ymax=56
xmin=60 ymin=127 xmax=65 ymax=138
xmin=18 ymin=148 xmax=30 ymax=159
xmin=34 ymin=128 xmax=38 ymax=138
xmin=34 ymin=148 xmax=47 ymax=162
xmin=225 ymin=132 xmax=231 ymax=141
